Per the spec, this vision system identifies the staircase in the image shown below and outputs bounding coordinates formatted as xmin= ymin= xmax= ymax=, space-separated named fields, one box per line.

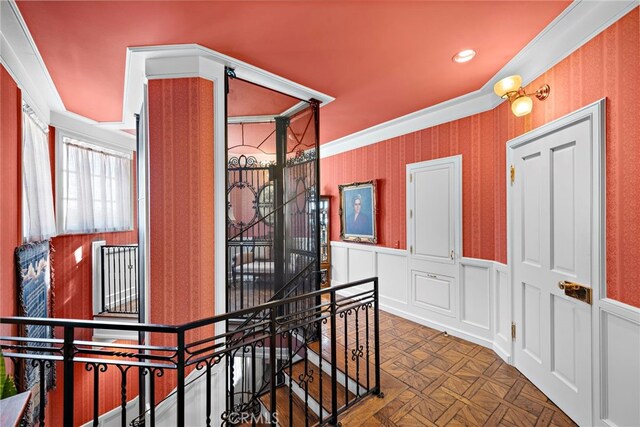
xmin=254 ymin=338 xmax=366 ymax=426
xmin=0 ymin=277 xmax=381 ymax=427
xmin=223 ymin=278 xmax=382 ymax=426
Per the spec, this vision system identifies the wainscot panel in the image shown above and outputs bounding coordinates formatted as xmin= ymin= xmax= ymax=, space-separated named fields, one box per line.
xmin=331 ymin=241 xmax=507 ymax=353
xmin=493 ymin=263 xmax=511 ymax=361
xmin=460 ymin=259 xmax=492 ymax=331
xmin=598 ymin=301 xmax=640 ymax=427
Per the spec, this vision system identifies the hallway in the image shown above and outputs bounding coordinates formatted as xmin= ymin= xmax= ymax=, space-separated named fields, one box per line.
xmin=338 ymin=310 xmax=576 ymax=426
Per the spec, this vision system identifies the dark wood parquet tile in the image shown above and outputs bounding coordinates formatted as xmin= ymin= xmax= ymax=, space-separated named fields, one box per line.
xmin=337 ymin=309 xmax=577 ymax=427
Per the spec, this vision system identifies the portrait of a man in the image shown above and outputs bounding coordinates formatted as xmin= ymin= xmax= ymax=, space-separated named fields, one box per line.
xmin=339 ymin=181 xmax=377 ymax=243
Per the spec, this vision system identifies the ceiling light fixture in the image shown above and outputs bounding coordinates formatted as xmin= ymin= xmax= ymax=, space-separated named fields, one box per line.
xmin=452 ymin=49 xmax=476 ymax=63
xmin=493 ymin=74 xmax=550 ymax=117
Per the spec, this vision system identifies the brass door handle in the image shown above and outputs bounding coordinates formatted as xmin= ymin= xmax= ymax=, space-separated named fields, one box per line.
xmin=558 ymin=280 xmax=592 ymax=305
xmin=558 ymin=281 xmax=581 ymax=291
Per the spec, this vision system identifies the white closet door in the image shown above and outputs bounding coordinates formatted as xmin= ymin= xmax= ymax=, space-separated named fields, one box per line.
xmin=407 ymin=157 xmax=460 ymax=265
xmin=407 ymin=156 xmax=461 ymax=317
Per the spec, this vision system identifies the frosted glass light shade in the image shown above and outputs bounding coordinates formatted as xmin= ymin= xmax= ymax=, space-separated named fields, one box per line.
xmin=493 ymin=75 xmax=522 ymax=97
xmin=511 ymin=95 xmax=533 ymax=117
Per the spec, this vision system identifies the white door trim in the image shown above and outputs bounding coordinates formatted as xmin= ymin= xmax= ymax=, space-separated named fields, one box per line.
xmin=507 ymin=98 xmax=606 ymax=425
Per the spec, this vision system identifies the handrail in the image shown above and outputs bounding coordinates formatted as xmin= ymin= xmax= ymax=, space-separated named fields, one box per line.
xmin=1 ymin=277 xmax=381 ymax=427
xmin=2 ymin=276 xmax=372 ymax=333
xmin=0 ymin=316 xmax=178 ymax=332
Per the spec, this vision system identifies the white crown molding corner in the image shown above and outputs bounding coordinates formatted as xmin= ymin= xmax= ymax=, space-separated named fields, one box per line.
xmin=1 ymin=0 xmax=140 ymax=146
xmin=0 ymin=2 xmax=62 ymax=123
xmin=51 ymin=110 xmax=136 ymax=152
xmin=320 ymin=0 xmax=638 ymax=159
xmin=120 ymin=44 xmax=335 ymax=130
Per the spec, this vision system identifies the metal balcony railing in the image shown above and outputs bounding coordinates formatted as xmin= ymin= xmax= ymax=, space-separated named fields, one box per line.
xmin=101 ymin=245 xmax=138 ymax=315
xmin=1 ymin=277 xmax=382 ymax=427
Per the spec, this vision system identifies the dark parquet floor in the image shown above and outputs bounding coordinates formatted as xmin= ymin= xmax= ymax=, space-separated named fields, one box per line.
xmin=335 ymin=309 xmax=578 ymax=427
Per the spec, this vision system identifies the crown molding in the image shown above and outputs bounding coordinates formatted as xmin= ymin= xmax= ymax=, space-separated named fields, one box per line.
xmin=0 ymin=1 xmax=63 ymax=123
xmin=1 ymin=0 xmax=135 ymax=143
xmin=110 ymin=44 xmax=335 ymax=130
xmin=2 ymin=0 xmax=636 ymax=155
xmin=51 ymin=110 xmax=136 ymax=152
xmin=320 ymin=0 xmax=638 ymax=159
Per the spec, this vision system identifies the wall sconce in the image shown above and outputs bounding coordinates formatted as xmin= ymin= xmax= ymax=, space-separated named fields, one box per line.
xmin=493 ymin=75 xmax=550 ymax=117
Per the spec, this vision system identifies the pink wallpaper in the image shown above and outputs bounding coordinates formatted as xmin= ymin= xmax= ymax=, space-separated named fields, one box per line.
xmin=0 ymin=65 xmax=21 ymax=344
xmin=148 ymin=77 xmax=216 ymax=397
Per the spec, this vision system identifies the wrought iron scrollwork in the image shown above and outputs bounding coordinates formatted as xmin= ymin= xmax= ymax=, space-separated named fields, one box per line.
xmin=221 ymin=398 xmax=262 ymax=426
xmin=351 ymin=345 xmax=364 ymax=361
xmin=285 ymin=149 xmax=316 ymax=166
xmin=297 ymin=368 xmax=314 ymax=389
xmin=228 ymin=155 xmax=259 ymax=168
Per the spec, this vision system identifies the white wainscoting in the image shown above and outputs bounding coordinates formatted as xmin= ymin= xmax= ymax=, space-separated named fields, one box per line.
xmin=493 ymin=263 xmax=511 ymax=362
xmin=595 ymin=299 xmax=640 ymax=427
xmin=331 ymin=241 xmax=640 ymax=422
xmin=330 ymin=241 xmax=511 ymax=361
xmin=460 ymin=259 xmax=492 ymax=331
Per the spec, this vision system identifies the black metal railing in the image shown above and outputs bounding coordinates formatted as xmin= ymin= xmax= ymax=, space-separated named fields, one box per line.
xmin=227 ymin=149 xmax=320 ymax=318
xmin=101 ymin=245 xmax=138 ymax=315
xmin=1 ymin=277 xmax=381 ymax=427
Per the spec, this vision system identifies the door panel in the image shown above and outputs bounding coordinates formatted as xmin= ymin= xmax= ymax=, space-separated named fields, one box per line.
xmin=512 ymin=119 xmax=592 ymax=426
xmin=410 ymin=163 xmax=455 ymax=265
xmin=551 ymin=295 xmax=577 ymax=389
xmin=413 ymin=271 xmax=455 ymax=316
xmin=522 ymin=282 xmax=542 ymax=363
xmin=551 ymin=142 xmax=577 ymax=275
xmin=522 ymin=152 xmax=542 ymax=267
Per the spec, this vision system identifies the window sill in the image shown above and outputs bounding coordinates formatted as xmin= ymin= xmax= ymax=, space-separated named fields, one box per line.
xmin=55 ymin=228 xmax=135 ymax=238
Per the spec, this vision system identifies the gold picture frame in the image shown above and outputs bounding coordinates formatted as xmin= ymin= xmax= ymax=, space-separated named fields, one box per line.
xmin=339 ymin=180 xmax=377 ymax=244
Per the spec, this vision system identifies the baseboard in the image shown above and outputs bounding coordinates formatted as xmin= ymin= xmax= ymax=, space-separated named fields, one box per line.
xmin=492 ymin=342 xmax=512 ymax=364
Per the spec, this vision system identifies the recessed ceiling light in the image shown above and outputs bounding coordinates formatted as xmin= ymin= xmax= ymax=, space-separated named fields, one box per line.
xmin=453 ymin=49 xmax=476 ymax=63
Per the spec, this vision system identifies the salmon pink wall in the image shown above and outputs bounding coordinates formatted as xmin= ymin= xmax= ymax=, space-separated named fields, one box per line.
xmin=45 ymin=130 xmax=139 ymax=425
xmin=148 ymin=78 xmax=216 ymax=397
xmin=321 ymin=109 xmax=507 ymax=261
xmin=0 ymin=65 xmax=21 ymax=344
xmin=46 ymin=232 xmax=140 ymax=425
xmin=46 ymin=128 xmax=138 ymax=335
xmin=0 ymin=76 xmax=140 ymax=423
xmin=321 ymin=8 xmax=639 ymax=308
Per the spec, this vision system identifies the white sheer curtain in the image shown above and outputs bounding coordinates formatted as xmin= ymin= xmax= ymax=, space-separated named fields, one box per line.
xmin=22 ymin=110 xmax=56 ymax=242
xmin=62 ymin=139 xmax=132 ymax=233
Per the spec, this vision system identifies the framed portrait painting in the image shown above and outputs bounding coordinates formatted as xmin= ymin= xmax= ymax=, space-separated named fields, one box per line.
xmin=339 ymin=180 xmax=377 ymax=243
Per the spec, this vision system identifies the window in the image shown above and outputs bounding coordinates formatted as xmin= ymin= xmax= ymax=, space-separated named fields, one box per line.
xmin=22 ymin=104 xmax=56 ymax=242
xmin=59 ymin=135 xmax=133 ymax=234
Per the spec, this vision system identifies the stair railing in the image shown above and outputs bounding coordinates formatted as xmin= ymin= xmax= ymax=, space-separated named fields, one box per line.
xmin=0 ymin=277 xmax=382 ymax=427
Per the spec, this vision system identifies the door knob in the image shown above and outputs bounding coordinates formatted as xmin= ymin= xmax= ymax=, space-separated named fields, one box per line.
xmin=558 ymin=280 xmax=592 ymax=305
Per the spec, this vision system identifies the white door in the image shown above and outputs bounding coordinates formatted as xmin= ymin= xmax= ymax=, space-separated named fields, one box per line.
xmin=407 ymin=156 xmax=461 ymax=267
xmin=407 ymin=156 xmax=461 ymax=316
xmin=511 ymin=118 xmax=595 ymax=426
